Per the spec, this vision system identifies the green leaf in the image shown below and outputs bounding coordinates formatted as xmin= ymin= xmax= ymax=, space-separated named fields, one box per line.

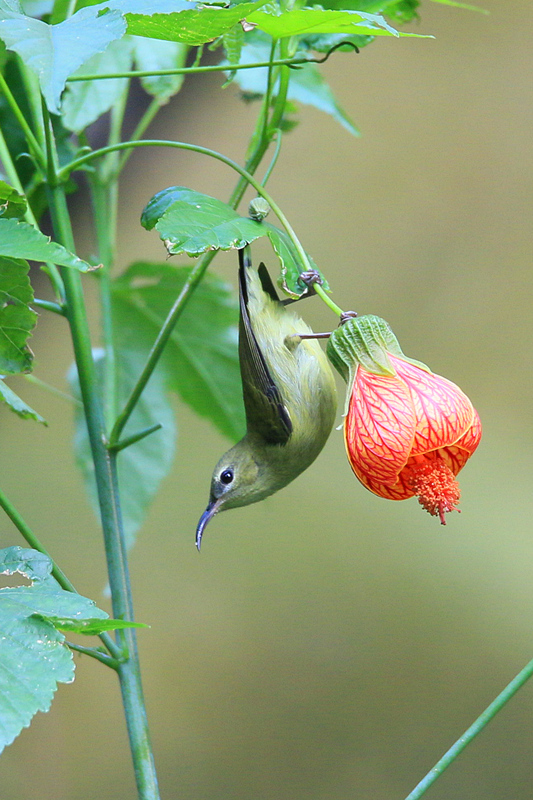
xmin=124 ymin=0 xmax=269 ymax=46
xmin=62 ymin=37 xmax=133 ymax=133
xmin=0 ymin=180 xmax=27 ymax=219
xmin=247 ymin=7 xmax=432 ymax=37
xmin=69 ymin=347 xmax=176 ymax=548
xmin=0 ymin=1 xmax=127 ymax=114
xmin=0 ymin=546 xmax=108 ymax=754
xmin=229 ymin=35 xmax=358 ymax=135
xmin=0 ymin=377 xmax=47 ymax=423
xmin=112 ymin=261 xmax=245 ymax=441
xmin=132 ymin=35 xmax=189 ymax=102
xmin=319 ymin=0 xmax=420 ymax=24
xmin=0 ymin=256 xmax=36 ymax=374
xmin=42 ymin=616 xmax=148 ymax=635
xmin=141 ymin=186 xmax=267 ymax=257
xmin=265 ymin=224 xmax=329 ymax=298
xmin=0 ymin=218 xmax=93 ymax=271
xmin=0 ymin=545 xmax=53 ymax=582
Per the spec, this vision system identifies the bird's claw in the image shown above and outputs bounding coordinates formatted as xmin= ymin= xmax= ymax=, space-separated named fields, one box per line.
xmin=340 ymin=310 xmax=358 ymax=325
xmin=297 ymin=270 xmax=322 ymax=294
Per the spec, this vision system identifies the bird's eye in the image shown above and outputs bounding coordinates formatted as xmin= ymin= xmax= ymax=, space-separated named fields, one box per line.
xmin=220 ymin=469 xmax=234 ymax=485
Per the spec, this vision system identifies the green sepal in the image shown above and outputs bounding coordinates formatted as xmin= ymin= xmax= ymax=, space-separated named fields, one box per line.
xmin=326 ymin=314 xmax=430 ymax=383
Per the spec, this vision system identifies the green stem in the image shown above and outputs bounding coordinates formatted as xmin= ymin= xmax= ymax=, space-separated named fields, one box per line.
xmin=108 ymin=256 xmax=211 ymax=446
xmin=0 ymin=485 xmax=77 ymax=593
xmin=68 ymin=642 xmax=119 ymax=669
xmin=45 ymin=122 xmax=159 ymax=796
xmin=33 ymin=298 xmax=66 ymax=315
xmin=117 ymin=97 xmax=162 ymax=174
xmin=24 ymin=374 xmax=82 ymax=406
xmin=18 ymin=65 xmax=45 ymax=153
xmin=110 ymin=424 xmax=163 ymax=454
xmin=65 ymin=56 xmax=322 ymax=83
xmin=0 ymin=73 xmax=45 ymax=170
xmin=404 ymin=656 xmax=533 ymax=799
xmin=261 ymin=129 xmax=282 ymax=187
xmin=313 ymin=283 xmax=343 ymax=316
xmin=0 ymin=485 xmax=121 ymax=660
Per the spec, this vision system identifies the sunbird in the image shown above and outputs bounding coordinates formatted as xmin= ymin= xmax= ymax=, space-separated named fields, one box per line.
xmin=196 ymin=248 xmax=338 ymax=549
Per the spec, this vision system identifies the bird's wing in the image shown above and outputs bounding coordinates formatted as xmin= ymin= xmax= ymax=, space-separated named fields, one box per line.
xmin=238 ymin=249 xmax=292 ymax=445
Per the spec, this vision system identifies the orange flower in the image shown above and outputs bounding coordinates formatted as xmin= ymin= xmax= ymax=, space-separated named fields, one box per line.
xmin=327 ymin=316 xmax=481 ymax=523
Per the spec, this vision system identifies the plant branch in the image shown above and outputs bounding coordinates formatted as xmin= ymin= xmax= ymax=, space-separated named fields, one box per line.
xmin=68 ymin=642 xmax=120 ymax=669
xmin=33 ymin=298 xmax=66 ymax=315
xmin=64 ymin=53 xmax=338 ymax=83
xmin=109 ymin=424 xmax=163 ymax=453
xmin=404 ymin=655 xmax=533 ymax=799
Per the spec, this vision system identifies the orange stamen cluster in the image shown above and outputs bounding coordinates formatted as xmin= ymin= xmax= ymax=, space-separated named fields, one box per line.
xmin=406 ymin=458 xmax=461 ymax=524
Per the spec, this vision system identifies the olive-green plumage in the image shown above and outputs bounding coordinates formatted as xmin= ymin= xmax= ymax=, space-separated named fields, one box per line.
xmin=196 ymin=249 xmax=337 ymax=548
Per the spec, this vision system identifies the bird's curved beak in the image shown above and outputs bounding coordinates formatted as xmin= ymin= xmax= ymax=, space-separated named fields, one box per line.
xmin=196 ymin=497 xmax=222 ymax=551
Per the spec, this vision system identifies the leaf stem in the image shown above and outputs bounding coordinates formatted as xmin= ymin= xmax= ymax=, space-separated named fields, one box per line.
xmin=313 ymin=283 xmax=344 ymax=316
xmin=261 ymin=129 xmax=282 ymax=187
xmin=109 ymin=423 xmax=163 ymax=453
xmin=65 ymin=56 xmax=315 ymax=83
xmin=33 ymin=298 xmax=66 ymax=315
xmin=403 ymin=655 xmax=533 ymax=799
xmin=0 ymin=484 xmax=121 ymax=660
xmin=0 ymin=73 xmax=45 ymax=170
xmin=108 ymin=256 xmax=210 ymax=447
xmin=0 ymin=486 xmax=76 ymax=593
xmin=24 ymin=374 xmax=82 ymax=406
xmin=117 ymin=96 xmax=162 ymax=174
xmin=68 ymin=642 xmax=120 ymax=669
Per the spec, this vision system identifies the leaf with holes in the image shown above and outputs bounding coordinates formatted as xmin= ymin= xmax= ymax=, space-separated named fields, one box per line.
xmin=0 ymin=256 xmax=36 ymax=374
xmin=0 ymin=546 xmax=108 ymax=754
xmin=141 ymin=186 xmax=266 ymax=257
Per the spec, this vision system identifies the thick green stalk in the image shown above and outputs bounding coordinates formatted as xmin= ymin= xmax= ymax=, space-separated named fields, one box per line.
xmin=46 ymin=174 xmax=159 ymax=798
xmin=404 ymin=656 xmax=533 ymax=799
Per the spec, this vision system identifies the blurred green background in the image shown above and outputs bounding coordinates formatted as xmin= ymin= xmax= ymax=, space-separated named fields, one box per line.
xmin=2 ymin=2 xmax=533 ymax=798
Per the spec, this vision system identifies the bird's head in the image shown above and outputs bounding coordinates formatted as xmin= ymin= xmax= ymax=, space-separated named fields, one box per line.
xmin=196 ymin=438 xmax=275 ymax=549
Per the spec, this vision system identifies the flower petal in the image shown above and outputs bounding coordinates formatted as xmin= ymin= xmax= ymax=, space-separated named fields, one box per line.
xmin=345 ymin=366 xmax=416 ymax=490
xmin=390 ymin=357 xmax=475 ymax=455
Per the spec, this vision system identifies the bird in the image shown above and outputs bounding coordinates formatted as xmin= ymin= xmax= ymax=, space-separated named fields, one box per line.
xmin=196 ymin=247 xmax=338 ymax=549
